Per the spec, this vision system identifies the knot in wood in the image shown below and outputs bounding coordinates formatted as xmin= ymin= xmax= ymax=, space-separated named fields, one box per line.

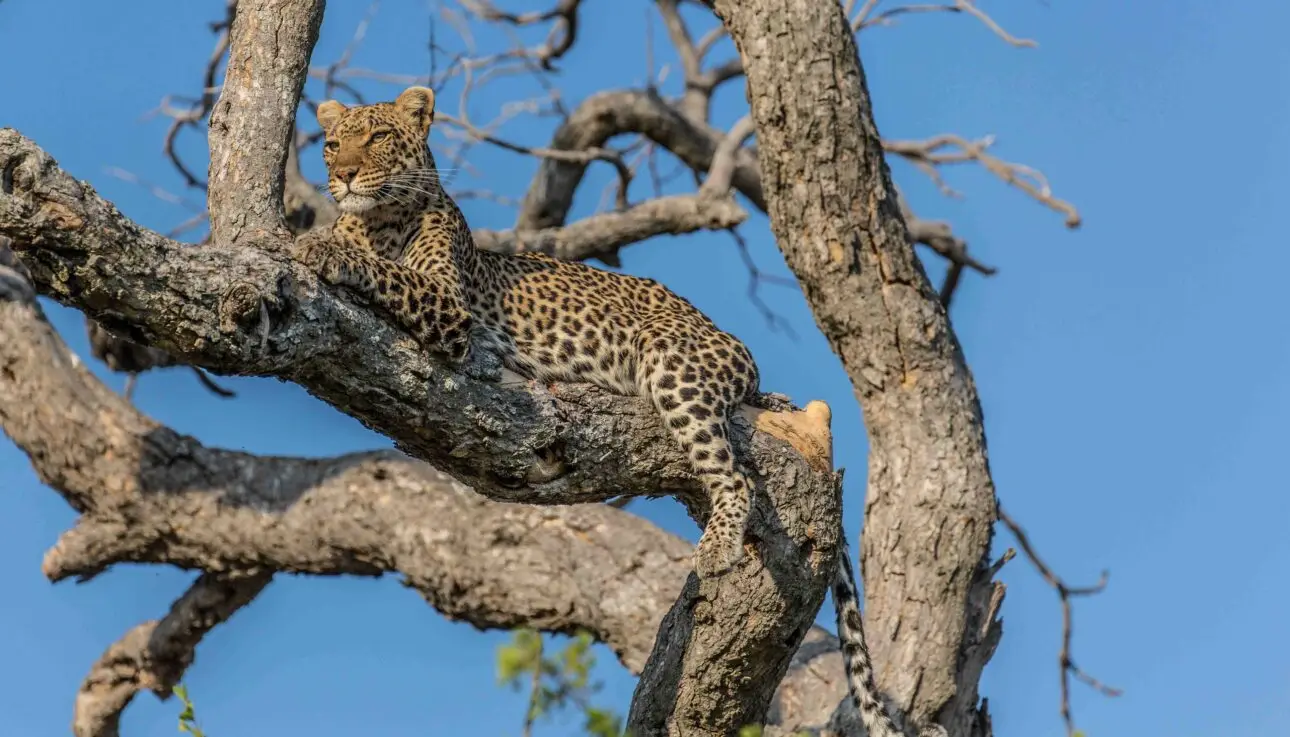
xmin=218 ymin=281 xmax=269 ymax=336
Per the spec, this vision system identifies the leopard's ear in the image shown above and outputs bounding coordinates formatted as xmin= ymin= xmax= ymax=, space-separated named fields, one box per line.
xmin=395 ymin=86 xmax=435 ymax=136
xmin=316 ymin=100 xmax=347 ymax=132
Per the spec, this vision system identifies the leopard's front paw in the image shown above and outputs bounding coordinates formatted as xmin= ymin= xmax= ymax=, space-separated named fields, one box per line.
xmin=291 ymin=229 xmax=352 ymax=286
xmin=458 ymin=342 xmax=503 ymax=383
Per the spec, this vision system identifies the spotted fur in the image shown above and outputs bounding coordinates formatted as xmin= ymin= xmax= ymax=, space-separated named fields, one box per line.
xmin=836 ymin=537 xmax=900 ymax=737
xmin=293 ymin=86 xmax=936 ymax=734
xmin=293 ymin=86 xmax=758 ymax=578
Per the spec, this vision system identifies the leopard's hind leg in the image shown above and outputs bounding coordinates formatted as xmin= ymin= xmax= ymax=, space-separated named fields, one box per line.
xmin=636 ymin=328 xmax=759 ymax=578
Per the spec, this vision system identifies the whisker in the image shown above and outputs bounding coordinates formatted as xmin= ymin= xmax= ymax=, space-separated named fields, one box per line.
xmin=382 ymin=183 xmax=439 ymax=195
xmin=384 ymin=184 xmax=440 ymax=203
xmin=384 ymin=175 xmax=451 ymax=187
xmin=379 ymin=184 xmax=445 ymax=204
xmin=385 ymin=168 xmax=460 ymax=180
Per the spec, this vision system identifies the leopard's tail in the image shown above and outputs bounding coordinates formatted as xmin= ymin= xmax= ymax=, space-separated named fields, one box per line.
xmin=833 ymin=535 xmax=903 ymax=737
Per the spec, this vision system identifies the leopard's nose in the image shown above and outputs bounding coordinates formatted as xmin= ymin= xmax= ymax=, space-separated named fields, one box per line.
xmin=334 ymin=164 xmax=360 ymax=183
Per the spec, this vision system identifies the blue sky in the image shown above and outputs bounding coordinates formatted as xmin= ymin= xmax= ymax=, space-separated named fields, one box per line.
xmin=2 ymin=1 xmax=1288 ymax=736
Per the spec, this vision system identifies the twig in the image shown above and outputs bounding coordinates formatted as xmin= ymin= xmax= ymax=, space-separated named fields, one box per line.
xmin=854 ymin=0 xmax=1038 ymax=48
xmin=886 ymin=134 xmax=1082 ymax=228
xmin=456 ymin=0 xmax=583 ymax=69
xmin=521 ymin=635 xmax=544 ymax=737
xmin=436 ymin=111 xmax=633 ymax=210
xmin=319 ymin=0 xmax=381 ymax=103
xmin=700 ymin=115 xmax=756 ymax=197
xmin=153 ymin=0 xmax=236 ymax=189
xmin=997 ymin=505 xmax=1122 ymax=737
xmin=725 ymin=226 xmax=798 ymax=338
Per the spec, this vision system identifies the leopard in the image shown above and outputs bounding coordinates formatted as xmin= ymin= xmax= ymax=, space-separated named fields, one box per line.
xmin=292 ymin=86 xmax=942 ymax=737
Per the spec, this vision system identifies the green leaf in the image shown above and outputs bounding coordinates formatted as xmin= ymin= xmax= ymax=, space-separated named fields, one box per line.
xmin=173 ymin=683 xmax=206 ymax=737
xmin=496 ymin=628 xmax=628 ymax=737
xmin=496 ymin=628 xmax=544 ymax=686
xmin=584 ymin=706 xmax=623 ymax=737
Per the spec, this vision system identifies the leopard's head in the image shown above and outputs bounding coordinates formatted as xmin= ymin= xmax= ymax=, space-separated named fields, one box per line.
xmin=315 ymin=86 xmax=437 ymax=214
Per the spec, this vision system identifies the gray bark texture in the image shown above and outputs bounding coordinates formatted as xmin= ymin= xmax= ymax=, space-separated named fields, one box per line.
xmin=0 ymin=245 xmax=852 ymax=737
xmin=0 ymin=123 xmax=837 ymax=737
xmin=709 ymin=1 xmax=1003 ymax=734
xmin=206 ymin=0 xmax=324 ymax=248
xmin=0 ymin=0 xmax=843 ymax=734
xmin=0 ymin=0 xmax=1006 ymax=735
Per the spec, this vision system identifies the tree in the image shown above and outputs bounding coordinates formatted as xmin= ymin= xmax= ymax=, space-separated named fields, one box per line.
xmin=0 ymin=1 xmax=1113 ymax=736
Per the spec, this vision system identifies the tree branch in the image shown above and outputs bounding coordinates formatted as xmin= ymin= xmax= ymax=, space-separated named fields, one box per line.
xmin=711 ymin=2 xmax=1004 ymax=735
xmin=510 ymin=86 xmax=1013 ymax=302
xmin=515 ymin=89 xmax=764 ymax=232
xmin=206 ymin=0 xmax=324 ymax=247
xmin=0 ymin=124 xmax=842 ymax=735
xmin=72 ymin=571 xmax=272 ymax=737
xmin=476 ymin=192 xmax=745 ymax=262
xmin=1 ymin=244 xmax=858 ymax=733
xmin=996 ymin=506 xmax=1120 ymax=737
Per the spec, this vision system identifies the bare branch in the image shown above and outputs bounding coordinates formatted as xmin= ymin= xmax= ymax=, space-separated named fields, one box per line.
xmin=885 ymin=134 xmax=1081 ymax=228
xmin=950 ymin=0 xmax=1037 ymax=48
xmin=315 ymin=0 xmax=382 ymax=104
xmin=151 ymin=0 xmax=236 ymax=190
xmin=893 ymin=187 xmax=997 ymax=307
xmin=475 ymin=193 xmax=746 ymax=262
xmin=435 ymin=111 xmax=635 ymax=210
xmin=206 ymin=0 xmax=324 ymax=247
xmin=700 ymin=115 xmax=756 ymax=197
xmin=73 ymin=572 xmax=271 ymax=737
xmin=853 ymin=0 xmax=1038 ymax=48
xmin=457 ymin=0 xmax=584 ymax=69
xmin=997 ymin=506 xmax=1121 ymax=737
xmin=508 ymin=88 xmax=1068 ymax=308
xmin=0 ymin=129 xmax=842 ymax=734
xmin=516 ymin=89 xmax=765 ymax=231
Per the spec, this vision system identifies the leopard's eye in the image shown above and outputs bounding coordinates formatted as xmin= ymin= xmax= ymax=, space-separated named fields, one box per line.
xmin=324 ymin=140 xmax=339 ymax=152
xmin=370 ymin=131 xmax=391 ymax=144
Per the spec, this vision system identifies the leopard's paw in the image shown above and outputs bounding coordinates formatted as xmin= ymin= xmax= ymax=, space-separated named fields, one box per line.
xmin=458 ymin=342 xmax=503 ymax=383
xmin=291 ymin=229 xmax=352 ymax=286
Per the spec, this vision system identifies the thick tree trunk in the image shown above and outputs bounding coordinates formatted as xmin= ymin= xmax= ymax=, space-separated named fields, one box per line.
xmin=710 ymin=1 xmax=1004 ymax=734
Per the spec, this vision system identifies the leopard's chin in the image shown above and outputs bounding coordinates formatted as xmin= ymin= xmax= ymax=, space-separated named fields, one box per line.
xmin=337 ymin=194 xmax=378 ymax=213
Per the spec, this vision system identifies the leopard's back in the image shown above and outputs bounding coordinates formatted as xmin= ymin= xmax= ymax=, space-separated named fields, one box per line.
xmin=302 ymin=86 xmax=899 ymax=729
xmin=469 ymin=248 xmax=750 ymax=396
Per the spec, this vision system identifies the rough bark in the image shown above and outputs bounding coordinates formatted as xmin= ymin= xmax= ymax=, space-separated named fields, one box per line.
xmin=0 ymin=0 xmax=1013 ymax=733
xmin=72 ymin=571 xmax=272 ymax=737
xmin=1 ymin=247 xmax=853 ymax=735
xmin=0 ymin=1 xmax=846 ymax=732
xmin=0 ymin=119 xmax=845 ymax=736
xmin=206 ymin=0 xmax=324 ymax=248
xmin=709 ymin=1 xmax=1003 ymax=735
xmin=516 ymin=89 xmax=765 ymax=230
